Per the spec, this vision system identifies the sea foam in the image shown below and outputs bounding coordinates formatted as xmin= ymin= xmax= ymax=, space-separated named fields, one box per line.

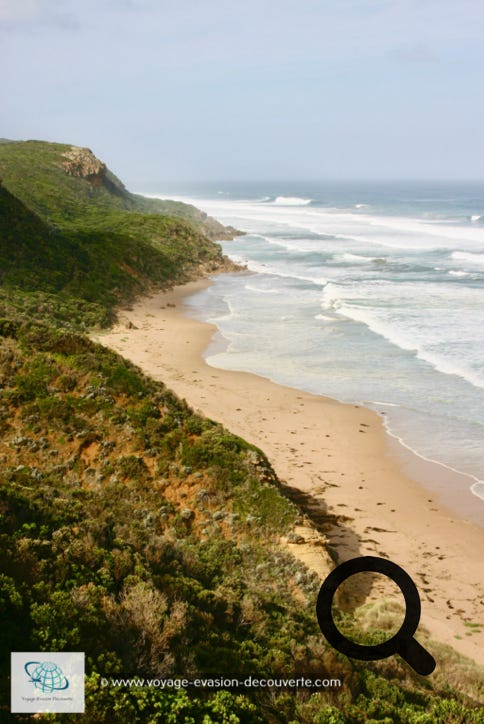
xmin=272 ymin=196 xmax=313 ymax=206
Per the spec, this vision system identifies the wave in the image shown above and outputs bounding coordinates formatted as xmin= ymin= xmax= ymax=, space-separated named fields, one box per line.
xmin=272 ymin=196 xmax=313 ymax=206
xmin=379 ymin=415 xmax=484 ymax=503
xmin=265 ymin=236 xmax=325 ymax=254
xmin=448 ymin=269 xmax=470 ymax=277
xmin=471 ymin=215 xmax=483 ymax=222
xmin=143 ymin=194 xmax=484 ymax=257
xmin=357 ymin=309 xmax=484 ymax=388
xmin=244 ymin=283 xmax=280 ymax=294
xmin=244 ymin=259 xmax=327 ymax=287
xmin=470 ymin=481 xmax=484 ymax=501
xmin=327 ymin=213 xmax=484 ymax=248
xmin=321 ymin=283 xmax=484 ymax=390
xmin=369 ymin=400 xmax=400 ymax=407
xmin=315 ymin=313 xmax=336 ymax=321
xmin=451 ymin=251 xmax=484 ymax=265
xmin=414 ymin=349 xmax=484 ymax=390
xmin=338 ymin=252 xmax=374 ymax=264
xmin=354 ymin=203 xmax=369 ymax=209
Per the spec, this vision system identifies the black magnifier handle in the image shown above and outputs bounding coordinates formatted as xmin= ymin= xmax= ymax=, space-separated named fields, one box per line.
xmin=397 ymin=636 xmax=436 ymax=675
xmin=316 ymin=556 xmax=437 ymax=676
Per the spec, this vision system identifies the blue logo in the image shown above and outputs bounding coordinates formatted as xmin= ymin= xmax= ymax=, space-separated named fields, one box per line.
xmin=24 ymin=661 xmax=69 ymax=693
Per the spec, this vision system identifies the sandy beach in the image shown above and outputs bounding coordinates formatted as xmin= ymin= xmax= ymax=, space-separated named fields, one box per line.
xmin=94 ymin=278 xmax=484 ymax=667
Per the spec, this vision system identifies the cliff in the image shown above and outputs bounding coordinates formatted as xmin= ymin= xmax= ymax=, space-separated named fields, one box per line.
xmin=0 ymin=140 xmax=238 ymax=240
xmin=0 ymin=142 xmax=239 ymax=330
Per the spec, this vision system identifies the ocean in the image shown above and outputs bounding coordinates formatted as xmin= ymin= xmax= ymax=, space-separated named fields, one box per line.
xmin=142 ymin=182 xmax=484 ymax=523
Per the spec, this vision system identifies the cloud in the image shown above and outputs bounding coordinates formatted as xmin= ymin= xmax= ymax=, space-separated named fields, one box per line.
xmin=0 ymin=0 xmax=78 ymax=28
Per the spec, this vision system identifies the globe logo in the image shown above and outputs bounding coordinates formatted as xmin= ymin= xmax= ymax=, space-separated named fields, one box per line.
xmin=24 ymin=661 xmax=69 ymax=693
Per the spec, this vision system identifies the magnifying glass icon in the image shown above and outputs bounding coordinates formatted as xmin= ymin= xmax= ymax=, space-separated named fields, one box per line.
xmin=316 ymin=556 xmax=436 ymax=676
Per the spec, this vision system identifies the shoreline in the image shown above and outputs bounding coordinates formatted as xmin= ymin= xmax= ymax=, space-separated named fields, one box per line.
xmin=191 ymin=279 xmax=484 ymax=525
xmin=383 ymin=422 xmax=484 ymax=520
xmin=94 ymin=278 xmax=484 ymax=667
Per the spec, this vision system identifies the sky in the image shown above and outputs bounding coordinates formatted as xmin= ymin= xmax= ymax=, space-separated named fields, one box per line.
xmin=1 ymin=0 xmax=484 ymax=183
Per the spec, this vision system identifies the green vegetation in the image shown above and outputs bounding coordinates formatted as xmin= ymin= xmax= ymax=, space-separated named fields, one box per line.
xmin=0 ymin=140 xmax=235 ymax=240
xmin=1 ymin=139 xmax=483 ymax=721
xmin=0 ymin=141 xmax=235 ymax=329
xmin=1 ymin=323 xmax=483 ymax=723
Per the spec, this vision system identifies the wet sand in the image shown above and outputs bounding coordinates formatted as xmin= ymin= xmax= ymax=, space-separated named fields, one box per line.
xmin=94 ymin=279 xmax=484 ymax=667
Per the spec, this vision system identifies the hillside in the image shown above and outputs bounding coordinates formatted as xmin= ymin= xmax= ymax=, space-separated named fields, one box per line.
xmin=0 ymin=140 xmax=237 ymax=240
xmin=1 ymin=321 xmax=483 ymax=722
xmin=0 ymin=142 xmax=238 ymax=329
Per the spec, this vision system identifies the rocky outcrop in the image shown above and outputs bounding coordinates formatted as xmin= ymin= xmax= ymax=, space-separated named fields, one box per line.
xmin=195 ymin=255 xmax=246 ymax=279
xmin=197 ymin=215 xmax=242 ymax=241
xmin=62 ymin=146 xmax=107 ymax=185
